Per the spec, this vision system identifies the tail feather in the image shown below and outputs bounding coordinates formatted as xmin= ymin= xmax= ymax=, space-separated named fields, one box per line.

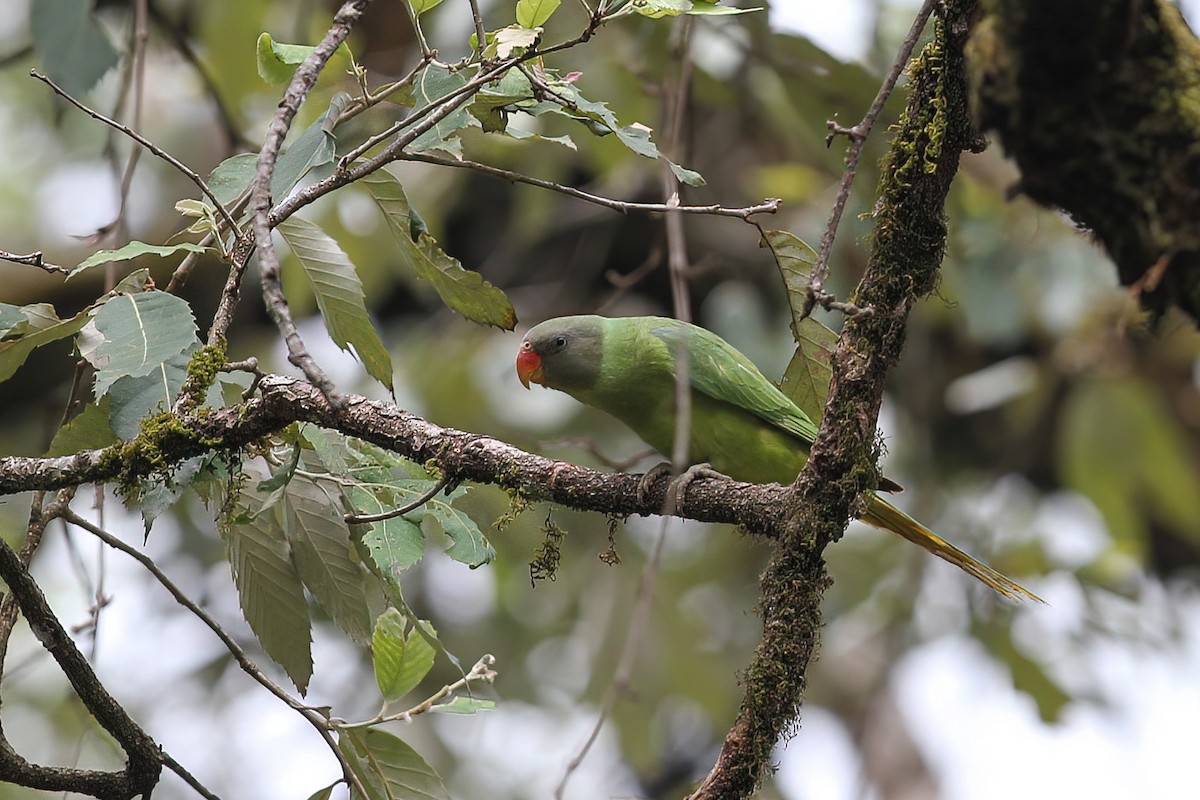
xmin=862 ymin=495 xmax=1044 ymax=604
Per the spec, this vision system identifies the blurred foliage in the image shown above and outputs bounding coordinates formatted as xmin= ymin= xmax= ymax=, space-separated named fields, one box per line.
xmin=2 ymin=1 xmax=1200 ymax=799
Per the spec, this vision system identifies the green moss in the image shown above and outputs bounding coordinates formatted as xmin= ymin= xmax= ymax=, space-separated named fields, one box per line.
xmin=177 ymin=340 xmax=228 ymax=413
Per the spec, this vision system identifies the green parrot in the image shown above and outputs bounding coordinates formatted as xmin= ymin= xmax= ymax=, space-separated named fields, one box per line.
xmin=516 ymin=314 xmax=1041 ymax=603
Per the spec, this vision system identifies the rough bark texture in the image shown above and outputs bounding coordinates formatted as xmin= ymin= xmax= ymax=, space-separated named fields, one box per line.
xmin=969 ymin=0 xmax=1200 ymax=318
xmin=690 ymin=2 xmax=980 ymax=796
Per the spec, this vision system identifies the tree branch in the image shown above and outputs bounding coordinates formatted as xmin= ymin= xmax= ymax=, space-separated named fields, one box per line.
xmin=0 ymin=375 xmax=791 ymax=536
xmin=690 ymin=2 xmax=981 ymax=796
xmin=0 ymin=536 xmax=161 ymax=800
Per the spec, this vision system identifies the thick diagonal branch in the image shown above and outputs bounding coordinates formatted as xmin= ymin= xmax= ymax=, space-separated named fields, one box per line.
xmin=689 ymin=3 xmax=981 ymax=797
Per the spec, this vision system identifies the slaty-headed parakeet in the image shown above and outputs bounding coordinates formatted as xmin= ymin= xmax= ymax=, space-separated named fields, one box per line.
xmin=516 ymin=314 xmax=1040 ymax=603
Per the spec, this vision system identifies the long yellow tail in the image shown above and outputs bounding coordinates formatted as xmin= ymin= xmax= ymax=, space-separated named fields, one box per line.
xmin=862 ymin=495 xmax=1044 ymax=604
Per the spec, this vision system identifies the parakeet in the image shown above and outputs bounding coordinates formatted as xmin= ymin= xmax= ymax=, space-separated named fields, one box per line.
xmin=516 ymin=314 xmax=1041 ymax=603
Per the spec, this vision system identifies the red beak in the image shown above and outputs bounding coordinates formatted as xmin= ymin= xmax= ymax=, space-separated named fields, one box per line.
xmin=516 ymin=342 xmax=544 ymax=389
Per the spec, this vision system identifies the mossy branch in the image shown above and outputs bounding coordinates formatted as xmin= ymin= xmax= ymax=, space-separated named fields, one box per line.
xmin=689 ymin=3 xmax=981 ymax=797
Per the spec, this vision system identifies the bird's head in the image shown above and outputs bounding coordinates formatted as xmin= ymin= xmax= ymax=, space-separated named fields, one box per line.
xmin=516 ymin=316 xmax=605 ymax=391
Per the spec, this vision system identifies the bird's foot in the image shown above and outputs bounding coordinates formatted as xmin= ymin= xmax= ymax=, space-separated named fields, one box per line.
xmin=638 ymin=462 xmax=729 ymax=511
xmin=637 ymin=462 xmax=673 ymax=506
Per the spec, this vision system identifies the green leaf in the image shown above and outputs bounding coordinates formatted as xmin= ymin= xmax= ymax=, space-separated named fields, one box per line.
xmin=106 ymin=349 xmax=203 ymax=439
xmin=86 ymin=292 xmax=199 ymax=398
xmin=343 ymin=729 xmax=451 ymax=800
xmin=307 ymin=783 xmax=337 ymax=800
xmin=70 ymin=242 xmax=212 ymax=278
xmin=407 ymin=65 xmax=479 ymax=156
xmin=208 ymin=153 xmax=259 ymax=205
xmin=424 ymin=491 xmax=494 ymax=568
xmin=0 ymin=305 xmax=90 ymax=384
xmin=429 ymin=696 xmax=496 ymax=714
xmin=138 ymin=455 xmax=208 ymax=535
xmin=516 ymin=0 xmax=561 ymax=28
xmin=629 ymin=0 xmax=692 ymax=18
xmin=364 ymin=170 xmax=517 ymax=329
xmin=273 ymin=94 xmax=347 ymax=198
xmin=409 ymin=0 xmax=446 ymax=15
xmin=667 ymin=159 xmax=706 ymax=187
xmin=0 ymin=304 xmax=29 ymax=338
xmin=276 ymin=216 xmax=395 ymax=391
xmin=284 ymin=477 xmax=372 ymax=643
xmin=256 ymin=33 xmax=316 ymax=85
xmin=222 ymin=499 xmax=314 ymax=694
xmin=350 ymin=486 xmax=427 ymax=584
xmin=31 ymin=0 xmax=119 ymax=96
xmin=46 ymin=396 xmax=117 ymax=456
xmin=687 ymin=0 xmax=760 ymax=14
xmin=372 ymin=608 xmax=437 ymax=701
xmin=779 ymin=320 xmax=838 ymax=424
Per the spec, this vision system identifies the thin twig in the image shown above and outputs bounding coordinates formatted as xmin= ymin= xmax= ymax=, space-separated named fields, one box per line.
xmin=807 ymin=0 xmax=938 ymax=317
xmin=344 ymin=474 xmax=450 ymax=523
xmin=160 ymin=751 xmax=223 ymax=800
xmin=29 ymin=70 xmax=240 ymax=235
xmin=62 ymin=509 xmax=371 ymax=800
xmin=467 ymin=0 xmax=488 ymax=59
xmin=333 ymin=654 xmax=497 ymax=729
xmin=0 ymin=249 xmax=68 ymax=274
xmin=251 ymin=1 xmax=373 ymax=407
xmin=402 ymin=152 xmax=780 ymax=219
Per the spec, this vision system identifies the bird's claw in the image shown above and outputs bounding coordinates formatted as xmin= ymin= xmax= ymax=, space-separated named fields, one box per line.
xmin=638 ymin=461 xmax=729 ymax=512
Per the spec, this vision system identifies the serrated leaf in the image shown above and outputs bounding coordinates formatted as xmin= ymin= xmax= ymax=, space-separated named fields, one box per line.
xmin=31 ymin=0 xmax=119 ymax=96
xmin=106 ymin=350 xmax=192 ymax=439
xmin=87 ymin=292 xmax=199 ymax=398
xmin=0 ymin=306 xmax=90 ymax=384
xmin=138 ymin=455 xmax=207 ymax=535
xmin=209 ymin=153 xmax=258 ymax=205
xmin=277 ymin=216 xmax=395 ymax=391
xmin=284 ymin=477 xmax=372 ymax=643
xmin=350 ymin=486 xmax=427 ymax=584
xmin=407 ymin=65 xmax=479 ymax=156
xmin=46 ymin=396 xmax=117 ymax=456
xmin=492 ymin=25 xmax=540 ymax=57
xmin=779 ymin=319 xmax=838 ymax=424
xmin=364 ymin=170 xmax=517 ymax=329
xmin=372 ymin=608 xmax=437 ymax=701
xmin=299 ymin=423 xmax=351 ymax=475
xmin=424 ymin=492 xmax=494 ymax=568
xmin=505 ymin=127 xmax=576 ymax=149
xmin=516 ymin=0 xmax=560 ymax=28
xmin=273 ymin=94 xmax=347 ymax=198
xmin=429 ymin=696 xmax=496 ymax=714
xmin=71 ymin=242 xmax=212 ymax=278
xmin=667 ymin=159 xmax=706 ymax=187
xmin=343 ymin=728 xmax=451 ymax=800
xmin=763 ymin=229 xmax=818 ymax=332
xmin=222 ymin=499 xmax=314 ymax=694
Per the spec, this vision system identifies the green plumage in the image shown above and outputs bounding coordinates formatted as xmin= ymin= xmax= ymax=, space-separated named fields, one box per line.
xmin=519 ymin=315 xmax=1040 ymax=602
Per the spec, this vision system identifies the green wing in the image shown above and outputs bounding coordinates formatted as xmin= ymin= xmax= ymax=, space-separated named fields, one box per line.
xmin=647 ymin=320 xmax=820 ymax=444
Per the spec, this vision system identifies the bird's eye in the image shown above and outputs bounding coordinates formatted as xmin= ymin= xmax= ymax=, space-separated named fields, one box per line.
xmin=552 ymin=335 xmax=568 ymax=350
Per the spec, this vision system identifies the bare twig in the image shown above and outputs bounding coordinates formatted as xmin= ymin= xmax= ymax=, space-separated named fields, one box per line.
xmin=557 ymin=19 xmax=696 ymax=798
xmin=160 ymin=751 xmax=223 ymax=800
xmin=333 ymin=654 xmax=497 ymax=729
xmin=404 ymin=151 xmax=781 ymax=219
xmin=806 ymin=0 xmax=938 ymax=319
xmin=0 ymin=249 xmax=68 ymax=274
xmin=30 ymin=70 xmax=240 ymax=235
xmin=250 ymin=0 xmax=373 ymax=407
xmin=344 ymin=474 xmax=450 ymax=523
xmin=62 ymin=509 xmax=371 ymax=800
